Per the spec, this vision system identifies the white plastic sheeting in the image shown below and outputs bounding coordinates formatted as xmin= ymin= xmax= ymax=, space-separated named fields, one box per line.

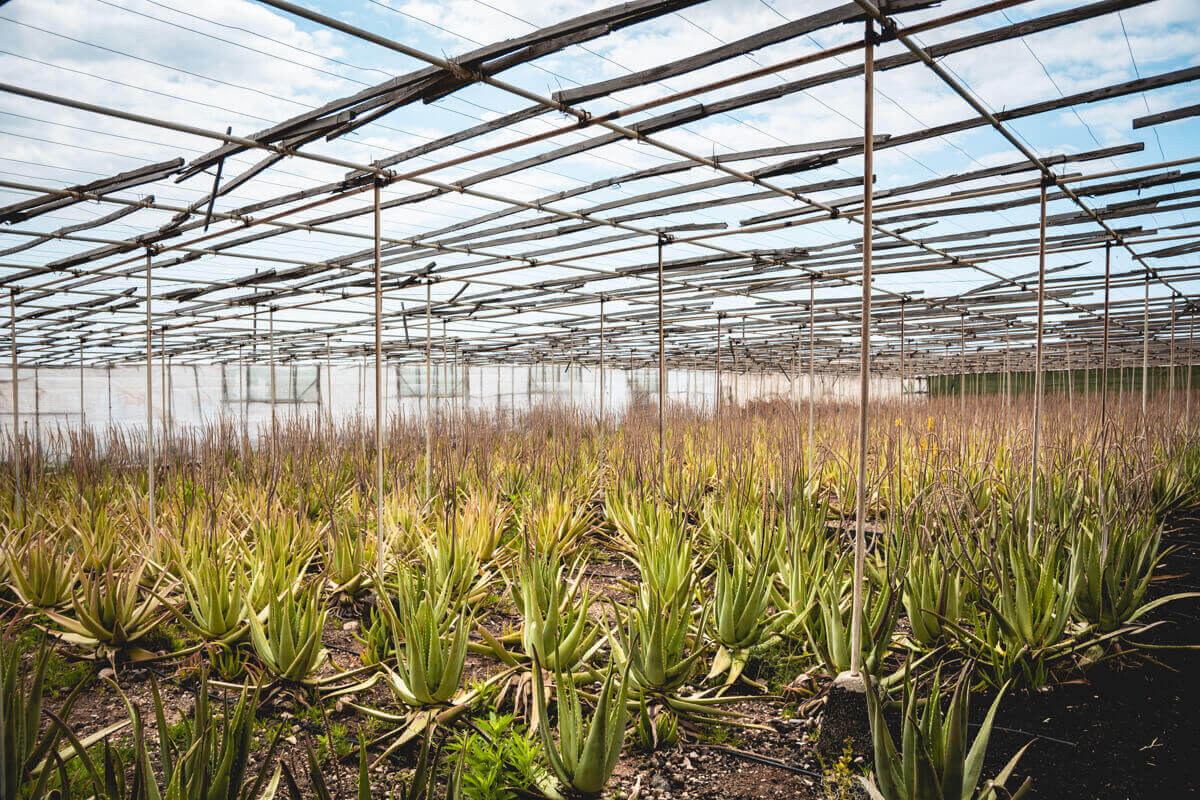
xmin=0 ymin=363 xmax=904 ymax=438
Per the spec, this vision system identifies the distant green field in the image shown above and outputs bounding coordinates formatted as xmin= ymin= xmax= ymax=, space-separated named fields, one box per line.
xmin=927 ymin=365 xmax=1200 ymax=396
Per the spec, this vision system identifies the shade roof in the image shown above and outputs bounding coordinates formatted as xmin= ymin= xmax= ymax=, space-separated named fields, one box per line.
xmin=2 ymin=0 xmax=1199 ymax=377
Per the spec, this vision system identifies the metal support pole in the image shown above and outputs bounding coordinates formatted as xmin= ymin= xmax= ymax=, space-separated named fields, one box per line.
xmin=239 ymin=344 xmax=247 ymax=449
xmin=599 ymin=297 xmax=606 ymax=442
xmin=1099 ymin=242 xmax=1112 ymax=549
xmin=899 ymin=300 xmax=906 ymax=406
xmin=1189 ymin=312 xmax=1195 ymax=428
xmin=1169 ymin=295 xmax=1177 ymax=424
xmin=424 ymin=277 xmax=432 ymax=497
xmin=959 ymin=312 xmax=966 ymax=417
xmin=1026 ymin=181 xmax=1049 ymax=544
xmin=269 ymin=306 xmax=277 ymax=449
xmin=442 ymin=321 xmax=449 ymax=439
xmin=78 ymin=337 xmax=85 ymax=429
xmin=373 ymin=180 xmax=385 ymax=568
xmin=160 ymin=327 xmax=167 ymax=440
xmin=145 ymin=249 xmax=155 ymax=529
xmin=1085 ymin=343 xmax=1090 ymax=402
xmin=657 ymin=235 xmax=667 ymax=492
xmin=325 ymin=334 xmax=333 ymax=429
xmin=1065 ymin=335 xmax=1073 ymax=414
xmin=9 ymin=289 xmax=20 ymax=519
xmin=808 ymin=278 xmax=816 ymax=484
xmin=1142 ymin=267 xmax=1150 ymax=424
xmin=1005 ymin=327 xmax=1011 ymax=409
xmin=715 ymin=313 xmax=722 ymax=424
xmin=850 ymin=19 xmax=874 ymax=678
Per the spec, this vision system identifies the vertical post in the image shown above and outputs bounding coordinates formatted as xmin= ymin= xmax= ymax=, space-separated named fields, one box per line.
xmin=145 ymin=249 xmax=155 ymax=529
xmin=1189 ymin=311 xmax=1195 ymax=428
xmin=325 ymin=334 xmax=333 ymax=429
xmin=1169 ymin=294 xmax=1177 ymax=425
xmin=1065 ymin=335 xmax=1073 ymax=413
xmin=442 ymin=321 xmax=450 ymax=438
xmin=1099 ymin=242 xmax=1112 ymax=550
xmin=373 ymin=180 xmax=385 ymax=568
xmin=238 ymin=344 xmax=247 ymax=449
xmin=160 ymin=327 xmax=167 ymax=441
xmin=425 ymin=277 xmax=432 ymax=497
xmin=1085 ymin=343 xmax=1090 ymax=403
xmin=599 ymin=297 xmax=606 ymax=443
xmin=248 ymin=305 xmax=256 ymax=447
xmin=808 ymin=277 xmax=816 ymax=484
xmin=897 ymin=299 xmax=905 ymax=515
xmin=959 ymin=313 xmax=966 ymax=417
xmin=715 ymin=313 xmax=722 ymax=423
xmin=1005 ymin=326 xmax=1011 ymax=409
xmin=9 ymin=289 xmax=20 ymax=520
xmin=1026 ymin=180 xmax=1049 ymax=544
xmin=657 ymin=235 xmax=666 ymax=492
xmin=269 ymin=307 xmax=277 ymax=448
xmin=899 ymin=300 xmax=906 ymax=406
xmin=78 ymin=337 xmax=85 ymax=430
xmin=850 ymin=18 xmax=874 ymax=678
xmin=1142 ymin=267 xmax=1150 ymax=425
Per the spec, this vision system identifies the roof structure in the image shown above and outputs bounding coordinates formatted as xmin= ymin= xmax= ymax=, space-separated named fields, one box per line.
xmin=2 ymin=0 xmax=1199 ymax=382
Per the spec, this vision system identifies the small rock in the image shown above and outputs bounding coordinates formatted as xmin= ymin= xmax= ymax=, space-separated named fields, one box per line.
xmin=342 ymin=620 xmax=360 ymax=632
xmin=98 ymin=668 xmax=115 ymax=680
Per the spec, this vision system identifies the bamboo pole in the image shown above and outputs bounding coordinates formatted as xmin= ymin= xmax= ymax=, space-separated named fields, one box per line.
xmin=850 ymin=18 xmax=874 ymax=678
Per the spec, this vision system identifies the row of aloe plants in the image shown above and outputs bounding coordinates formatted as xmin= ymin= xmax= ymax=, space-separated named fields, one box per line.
xmin=0 ymin=393 xmax=1197 ymax=798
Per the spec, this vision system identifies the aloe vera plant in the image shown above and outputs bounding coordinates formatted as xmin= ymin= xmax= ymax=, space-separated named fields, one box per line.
xmin=45 ymin=560 xmax=166 ymax=661
xmin=171 ymin=550 xmax=252 ymax=645
xmin=378 ymin=568 xmax=471 ymax=707
xmin=246 ymin=581 xmax=328 ymax=684
xmin=73 ymin=671 xmax=283 ymax=800
xmin=1 ymin=642 xmax=123 ymax=799
xmin=7 ymin=541 xmax=76 ymax=608
xmin=860 ymin=664 xmax=1031 ymax=800
xmin=511 ymin=553 xmax=601 ymax=671
xmin=322 ymin=526 xmax=375 ymax=598
xmin=706 ymin=537 xmax=783 ymax=688
xmin=611 ymin=579 xmax=705 ymax=696
xmin=803 ymin=561 xmax=900 ymax=682
xmin=1073 ymin=514 xmax=1197 ymax=633
xmin=903 ymin=544 xmax=969 ymax=649
xmin=950 ymin=529 xmax=1083 ymax=689
xmin=532 ymin=657 xmax=629 ymax=799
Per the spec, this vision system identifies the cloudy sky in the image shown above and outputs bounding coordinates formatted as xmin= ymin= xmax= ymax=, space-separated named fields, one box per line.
xmin=1 ymin=0 xmax=1198 ymax=363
